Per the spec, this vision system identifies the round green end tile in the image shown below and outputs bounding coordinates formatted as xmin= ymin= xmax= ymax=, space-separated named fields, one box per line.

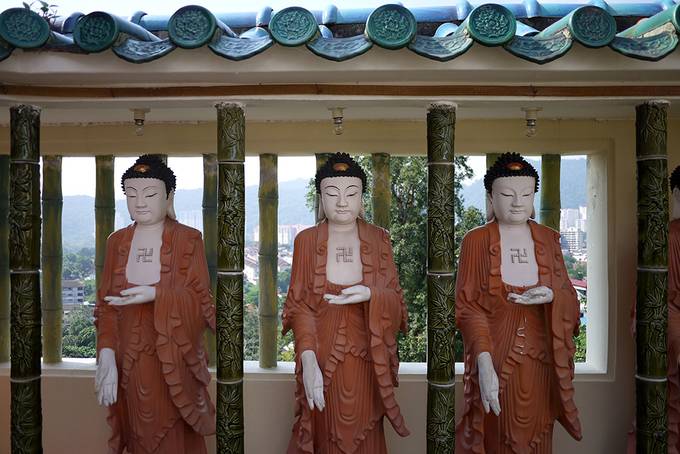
xmin=0 ymin=8 xmax=49 ymax=49
xmin=270 ymin=7 xmax=318 ymax=47
xmin=570 ymin=6 xmax=616 ymax=48
xmin=169 ymin=5 xmax=216 ymax=49
xmin=73 ymin=11 xmax=118 ymax=53
xmin=468 ymin=4 xmax=516 ymax=47
xmin=366 ymin=4 xmax=417 ymax=50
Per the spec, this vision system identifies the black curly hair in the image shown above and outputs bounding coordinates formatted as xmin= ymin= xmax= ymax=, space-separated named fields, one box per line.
xmin=671 ymin=165 xmax=680 ymax=191
xmin=483 ymin=152 xmax=539 ymax=193
xmin=121 ymin=155 xmax=176 ymax=198
xmin=315 ymin=152 xmax=367 ymax=193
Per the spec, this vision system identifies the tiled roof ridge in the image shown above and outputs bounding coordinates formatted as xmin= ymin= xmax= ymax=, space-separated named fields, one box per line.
xmin=1 ymin=2 xmax=679 ymax=64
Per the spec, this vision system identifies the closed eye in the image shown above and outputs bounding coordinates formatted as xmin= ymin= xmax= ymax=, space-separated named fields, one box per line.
xmin=145 ymin=193 xmax=158 ymax=198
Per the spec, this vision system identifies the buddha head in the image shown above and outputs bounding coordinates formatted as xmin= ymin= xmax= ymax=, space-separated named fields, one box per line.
xmin=315 ymin=153 xmax=367 ymax=225
xmin=484 ymin=152 xmax=539 ymax=225
xmin=671 ymin=165 xmax=680 ymax=220
xmin=121 ymin=155 xmax=177 ymax=225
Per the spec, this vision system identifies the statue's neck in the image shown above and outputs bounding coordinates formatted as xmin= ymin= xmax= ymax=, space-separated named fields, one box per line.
xmin=328 ymin=220 xmax=358 ymax=234
xmin=135 ymin=218 xmax=166 ymax=231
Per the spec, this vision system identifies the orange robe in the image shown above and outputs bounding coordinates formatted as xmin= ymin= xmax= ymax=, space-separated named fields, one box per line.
xmin=282 ymin=219 xmax=410 ymax=453
xmin=95 ymin=218 xmax=216 ymax=454
xmin=669 ymin=219 xmax=680 ymax=454
xmin=455 ymin=221 xmax=582 ymax=453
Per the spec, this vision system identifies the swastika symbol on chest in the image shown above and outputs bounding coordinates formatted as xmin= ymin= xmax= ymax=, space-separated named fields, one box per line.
xmin=509 ymin=248 xmax=529 ymax=264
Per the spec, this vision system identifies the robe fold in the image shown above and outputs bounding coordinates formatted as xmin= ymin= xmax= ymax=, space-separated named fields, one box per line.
xmin=95 ymin=218 xmax=216 ymax=454
xmin=455 ymin=221 xmax=582 ymax=454
xmin=282 ymin=219 xmax=410 ymax=454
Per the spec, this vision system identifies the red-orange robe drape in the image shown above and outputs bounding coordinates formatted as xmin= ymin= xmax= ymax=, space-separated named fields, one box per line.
xmin=95 ymin=218 xmax=216 ymax=454
xmin=282 ymin=219 xmax=410 ymax=454
xmin=455 ymin=221 xmax=582 ymax=454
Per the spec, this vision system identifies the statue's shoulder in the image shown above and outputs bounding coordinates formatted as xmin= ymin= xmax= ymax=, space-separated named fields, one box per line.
xmin=172 ymin=220 xmax=202 ymax=241
xmin=107 ymin=224 xmax=132 ymax=243
xmin=292 ymin=225 xmax=319 ymax=249
xmin=529 ymin=221 xmax=560 ymax=243
xmin=671 ymin=218 xmax=680 ymax=234
xmin=462 ymin=223 xmax=492 ymax=245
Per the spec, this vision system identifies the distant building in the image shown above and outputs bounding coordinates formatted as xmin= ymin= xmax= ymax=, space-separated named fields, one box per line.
xmin=562 ymin=227 xmax=586 ymax=253
xmin=253 ymin=224 xmax=313 ymax=247
xmin=62 ymin=280 xmax=85 ymax=311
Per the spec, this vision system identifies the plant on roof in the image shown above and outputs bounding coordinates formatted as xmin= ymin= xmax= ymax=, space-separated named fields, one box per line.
xmin=22 ymin=1 xmax=59 ymax=26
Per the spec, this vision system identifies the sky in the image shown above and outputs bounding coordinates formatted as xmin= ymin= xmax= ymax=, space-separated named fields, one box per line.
xmin=62 ymin=156 xmax=318 ymax=198
xmin=60 ymin=155 xmax=491 ymax=198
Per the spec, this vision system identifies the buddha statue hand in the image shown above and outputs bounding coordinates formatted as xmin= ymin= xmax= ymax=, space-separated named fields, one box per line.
xmin=507 ymin=286 xmax=553 ymax=306
xmin=95 ymin=347 xmax=118 ymax=407
xmin=301 ymin=350 xmax=325 ymax=411
xmin=477 ymin=352 xmax=501 ymax=415
xmin=104 ymin=285 xmax=156 ymax=306
xmin=323 ymin=285 xmax=371 ymax=305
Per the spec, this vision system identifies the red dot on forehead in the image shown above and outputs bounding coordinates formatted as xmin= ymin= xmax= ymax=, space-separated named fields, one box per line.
xmin=506 ymin=162 xmax=524 ymax=171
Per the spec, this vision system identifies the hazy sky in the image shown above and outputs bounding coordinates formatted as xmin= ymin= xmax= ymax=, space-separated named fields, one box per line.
xmin=60 ymin=155 xmax=487 ymax=198
xmin=62 ymin=156 xmax=318 ymax=198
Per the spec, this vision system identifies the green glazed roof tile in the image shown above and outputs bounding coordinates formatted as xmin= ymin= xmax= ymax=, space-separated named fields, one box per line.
xmin=0 ymin=8 xmax=50 ymax=49
xmin=569 ymin=5 xmax=617 ymax=48
xmin=269 ymin=7 xmax=318 ymax=46
xmin=3 ymin=2 xmax=680 ymax=64
xmin=408 ymin=32 xmax=473 ymax=61
xmin=112 ymin=37 xmax=176 ymax=63
xmin=209 ymin=33 xmax=274 ymax=61
xmin=307 ymin=34 xmax=372 ymax=61
xmin=366 ymin=4 xmax=417 ymax=50
xmin=73 ymin=12 xmax=119 ymax=53
xmin=168 ymin=5 xmax=217 ymax=49
xmin=504 ymin=33 xmax=573 ymax=64
xmin=467 ymin=4 xmax=516 ymax=47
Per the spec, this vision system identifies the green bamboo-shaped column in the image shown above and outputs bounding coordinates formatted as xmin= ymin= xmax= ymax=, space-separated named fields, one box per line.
xmin=426 ymin=102 xmax=456 ymax=453
xmin=42 ymin=155 xmax=63 ymax=363
xmin=9 ymin=104 xmax=43 ymax=454
xmin=203 ymin=153 xmax=218 ymax=367
xmin=635 ymin=101 xmax=669 ymax=454
xmin=315 ymin=153 xmax=332 ymax=222
xmin=540 ymin=154 xmax=561 ymax=230
xmin=258 ymin=154 xmax=278 ymax=368
xmin=215 ymin=102 xmax=245 ymax=454
xmin=95 ymin=156 xmax=115 ymax=289
xmin=371 ymin=153 xmax=391 ymax=229
xmin=0 ymin=155 xmax=9 ymax=363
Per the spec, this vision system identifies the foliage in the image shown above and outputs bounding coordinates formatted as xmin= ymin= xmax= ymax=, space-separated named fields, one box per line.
xmin=63 ymin=247 xmax=95 ymax=281
xmin=575 ymin=325 xmax=587 ymax=363
xmin=62 ymin=306 xmax=96 ymax=358
xmin=243 ymin=280 xmax=260 ymax=361
xmin=564 ymin=253 xmax=587 ymax=280
xmin=23 ymin=1 xmax=59 ymax=25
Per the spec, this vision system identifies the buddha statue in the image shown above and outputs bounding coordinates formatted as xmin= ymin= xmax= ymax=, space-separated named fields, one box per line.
xmin=282 ymin=152 xmax=410 ymax=453
xmin=94 ymin=155 xmax=216 ymax=454
xmin=455 ymin=152 xmax=582 ymax=453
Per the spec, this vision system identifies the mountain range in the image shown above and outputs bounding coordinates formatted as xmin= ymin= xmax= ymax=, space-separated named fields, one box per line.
xmin=60 ymin=158 xmax=586 ymax=250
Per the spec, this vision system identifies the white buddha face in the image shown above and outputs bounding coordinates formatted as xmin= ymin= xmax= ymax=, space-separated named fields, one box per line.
xmin=488 ymin=176 xmax=536 ymax=225
xmin=124 ymin=178 xmax=169 ymax=226
xmin=320 ymin=176 xmax=363 ymax=226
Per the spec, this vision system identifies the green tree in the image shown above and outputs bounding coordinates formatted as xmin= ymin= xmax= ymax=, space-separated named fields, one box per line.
xmin=62 ymin=306 xmax=96 ymax=358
